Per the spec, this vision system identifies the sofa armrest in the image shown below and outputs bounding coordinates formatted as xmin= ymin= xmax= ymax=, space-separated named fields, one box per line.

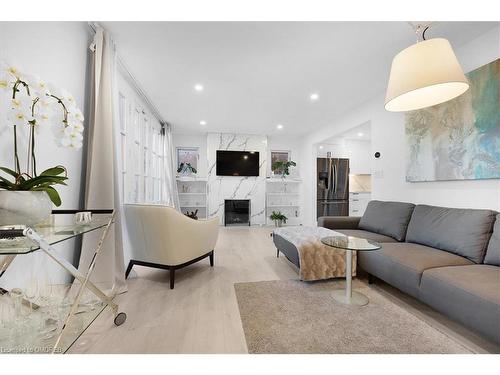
xmin=318 ymin=216 xmax=361 ymax=230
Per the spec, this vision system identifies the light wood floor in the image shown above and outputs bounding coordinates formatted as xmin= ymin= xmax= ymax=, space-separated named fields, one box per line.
xmin=69 ymin=226 xmax=499 ymax=354
xmin=69 ymin=226 xmax=297 ymax=353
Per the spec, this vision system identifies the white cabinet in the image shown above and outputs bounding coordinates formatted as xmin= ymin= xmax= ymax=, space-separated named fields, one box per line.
xmin=349 ymin=192 xmax=371 ymax=217
xmin=346 ymin=140 xmax=371 ymax=175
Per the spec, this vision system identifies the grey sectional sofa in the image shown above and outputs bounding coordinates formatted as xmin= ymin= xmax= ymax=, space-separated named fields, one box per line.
xmin=318 ymin=200 xmax=500 ymax=345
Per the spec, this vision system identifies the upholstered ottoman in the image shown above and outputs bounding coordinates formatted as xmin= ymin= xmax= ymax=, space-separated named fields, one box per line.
xmin=272 ymin=226 xmax=356 ymax=281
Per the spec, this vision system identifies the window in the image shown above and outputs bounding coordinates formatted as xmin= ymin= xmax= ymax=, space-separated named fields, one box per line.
xmin=117 ymin=85 xmax=166 ymax=204
xmin=271 ymin=150 xmax=291 ymax=173
xmin=177 ymin=147 xmax=199 ymax=172
xmin=118 ymin=93 xmax=127 ymax=198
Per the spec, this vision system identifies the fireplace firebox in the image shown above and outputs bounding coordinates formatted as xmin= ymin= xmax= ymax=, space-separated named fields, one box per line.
xmin=224 ymin=199 xmax=250 ymax=226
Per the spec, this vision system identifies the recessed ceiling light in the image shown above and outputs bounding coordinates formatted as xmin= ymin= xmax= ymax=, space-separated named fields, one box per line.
xmin=200 ymin=120 xmax=207 ymax=126
xmin=357 ymin=132 xmax=364 ymax=137
xmin=194 ymin=84 xmax=204 ymax=92
xmin=276 ymin=124 xmax=283 ymax=130
xmin=319 ymin=145 xmax=324 ymax=149
xmin=310 ymin=93 xmax=319 ymax=101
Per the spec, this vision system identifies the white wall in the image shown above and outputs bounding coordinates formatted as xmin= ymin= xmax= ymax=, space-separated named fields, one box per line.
xmin=0 ymin=22 xmax=92 ymax=287
xmin=301 ymin=26 xmax=500 ymax=225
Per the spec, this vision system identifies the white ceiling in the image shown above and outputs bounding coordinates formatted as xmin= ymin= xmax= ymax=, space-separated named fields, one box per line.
xmin=103 ymin=21 xmax=498 ymax=136
xmin=326 ymin=121 xmax=372 ymax=143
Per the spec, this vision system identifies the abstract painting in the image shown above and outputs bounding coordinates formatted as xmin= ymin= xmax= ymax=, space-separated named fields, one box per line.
xmin=405 ymin=59 xmax=499 ymax=182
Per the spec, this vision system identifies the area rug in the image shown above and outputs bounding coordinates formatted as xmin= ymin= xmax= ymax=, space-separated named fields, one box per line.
xmin=234 ymin=279 xmax=472 ymax=354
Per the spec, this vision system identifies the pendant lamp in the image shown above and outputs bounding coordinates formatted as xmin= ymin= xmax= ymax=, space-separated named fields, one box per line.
xmin=385 ymin=24 xmax=469 ymax=112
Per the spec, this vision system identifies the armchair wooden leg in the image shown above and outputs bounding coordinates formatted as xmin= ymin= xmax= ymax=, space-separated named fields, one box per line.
xmin=169 ymin=267 xmax=175 ymax=289
xmin=127 ymin=252 xmax=214 ymax=289
xmin=368 ymin=274 xmax=374 ymax=285
xmin=277 ymin=249 xmax=279 ymax=258
xmin=125 ymin=260 xmax=135 ymax=279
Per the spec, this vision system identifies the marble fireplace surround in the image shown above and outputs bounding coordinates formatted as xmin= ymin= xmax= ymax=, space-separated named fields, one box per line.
xmin=207 ymin=133 xmax=267 ymax=225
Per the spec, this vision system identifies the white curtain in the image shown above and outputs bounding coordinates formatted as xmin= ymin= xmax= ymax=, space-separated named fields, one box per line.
xmin=78 ymin=25 xmax=127 ymax=294
xmin=163 ymin=123 xmax=180 ymax=209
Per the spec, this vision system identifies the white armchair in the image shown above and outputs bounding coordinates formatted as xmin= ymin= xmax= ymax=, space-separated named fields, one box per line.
xmin=124 ymin=204 xmax=219 ymax=289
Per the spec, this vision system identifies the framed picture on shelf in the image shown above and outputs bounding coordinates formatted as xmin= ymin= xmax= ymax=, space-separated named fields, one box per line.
xmin=270 ymin=150 xmax=290 ymax=176
xmin=176 ymin=147 xmax=199 ymax=171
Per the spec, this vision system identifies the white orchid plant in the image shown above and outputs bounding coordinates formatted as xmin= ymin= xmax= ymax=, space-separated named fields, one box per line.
xmin=0 ymin=61 xmax=85 ymax=206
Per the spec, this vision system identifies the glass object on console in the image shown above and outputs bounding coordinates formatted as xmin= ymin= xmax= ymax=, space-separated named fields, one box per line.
xmin=0 ymin=212 xmax=125 ymax=354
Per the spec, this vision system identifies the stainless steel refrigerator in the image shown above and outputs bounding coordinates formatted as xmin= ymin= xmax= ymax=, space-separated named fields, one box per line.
xmin=317 ymin=157 xmax=349 ymax=218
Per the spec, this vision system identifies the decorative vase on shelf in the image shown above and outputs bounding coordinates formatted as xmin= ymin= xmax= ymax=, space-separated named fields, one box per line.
xmin=0 ymin=191 xmax=52 ymax=226
xmin=270 ymin=211 xmax=287 ymax=228
xmin=177 ymin=163 xmax=197 ymax=178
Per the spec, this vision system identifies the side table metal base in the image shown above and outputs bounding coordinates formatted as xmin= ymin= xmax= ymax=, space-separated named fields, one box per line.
xmin=332 ymin=290 xmax=369 ymax=306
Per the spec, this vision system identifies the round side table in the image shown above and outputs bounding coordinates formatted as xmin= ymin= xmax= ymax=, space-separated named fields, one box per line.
xmin=321 ymin=235 xmax=381 ymax=306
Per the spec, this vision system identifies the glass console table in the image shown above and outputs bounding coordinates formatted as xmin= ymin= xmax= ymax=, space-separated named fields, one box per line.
xmin=0 ymin=210 xmax=126 ymax=354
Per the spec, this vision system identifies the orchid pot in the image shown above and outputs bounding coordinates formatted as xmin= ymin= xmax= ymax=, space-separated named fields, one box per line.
xmin=0 ymin=191 xmax=52 ymax=226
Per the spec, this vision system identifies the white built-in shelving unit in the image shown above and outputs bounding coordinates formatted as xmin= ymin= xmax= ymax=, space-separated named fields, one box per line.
xmin=176 ymin=176 xmax=208 ymax=219
xmin=265 ymin=178 xmax=302 ymax=226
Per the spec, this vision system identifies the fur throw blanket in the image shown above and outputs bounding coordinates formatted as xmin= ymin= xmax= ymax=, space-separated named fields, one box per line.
xmin=273 ymin=226 xmax=356 ymax=281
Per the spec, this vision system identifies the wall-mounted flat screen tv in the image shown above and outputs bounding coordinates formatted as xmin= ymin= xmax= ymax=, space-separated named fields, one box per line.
xmin=216 ymin=150 xmax=260 ymax=177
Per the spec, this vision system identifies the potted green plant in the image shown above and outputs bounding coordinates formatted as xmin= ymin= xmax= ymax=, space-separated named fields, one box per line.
xmin=0 ymin=62 xmax=84 ymax=226
xmin=177 ymin=162 xmax=197 ymax=176
xmin=272 ymin=160 xmax=296 ymax=179
xmin=270 ymin=211 xmax=287 ymax=227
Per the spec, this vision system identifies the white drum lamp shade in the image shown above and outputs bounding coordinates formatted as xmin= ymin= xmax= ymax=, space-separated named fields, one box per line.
xmin=385 ymin=38 xmax=469 ymax=112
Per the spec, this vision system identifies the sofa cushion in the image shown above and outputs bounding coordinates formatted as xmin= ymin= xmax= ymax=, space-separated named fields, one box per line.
xmin=335 ymin=229 xmax=397 ymax=244
xmin=358 ymin=243 xmax=473 ymax=298
xmin=358 ymin=201 xmax=415 ymax=241
xmin=484 ymin=214 xmax=500 ymax=266
xmin=406 ymin=205 xmax=495 ymax=264
xmin=420 ymin=265 xmax=500 ymax=344
xmin=318 ymin=216 xmax=361 ymax=230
